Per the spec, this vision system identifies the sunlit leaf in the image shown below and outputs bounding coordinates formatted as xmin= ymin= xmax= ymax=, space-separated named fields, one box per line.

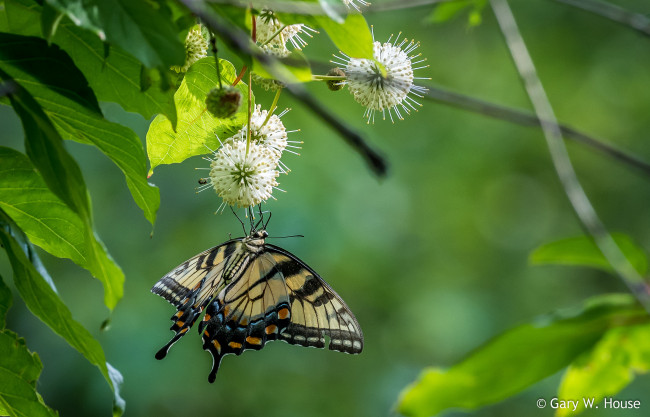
xmin=0 ymin=330 xmax=56 ymax=417
xmin=397 ymin=294 xmax=647 ymax=417
xmin=530 ymin=233 xmax=648 ymax=276
xmin=6 ymin=0 xmax=177 ymax=124
xmin=556 ymin=323 xmax=650 ymax=416
xmin=0 ymin=31 xmax=160 ymax=226
xmin=0 ymin=147 xmax=124 ymax=310
xmin=429 ymin=0 xmax=486 ymax=27
xmin=147 ymin=57 xmax=251 ymax=174
xmin=45 ymin=0 xmax=185 ymax=69
xmin=0 ymin=214 xmax=125 ymax=415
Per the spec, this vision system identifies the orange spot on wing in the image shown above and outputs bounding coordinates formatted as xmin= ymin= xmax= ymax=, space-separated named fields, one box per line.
xmin=204 ymin=330 xmax=210 ymax=337
xmin=174 ymin=311 xmax=183 ymax=318
xmin=223 ymin=305 xmax=230 ymax=316
xmin=212 ymin=340 xmax=221 ymax=353
xmin=204 ymin=314 xmax=211 ymax=321
xmin=240 ymin=317 xmax=249 ymax=326
xmin=246 ymin=336 xmax=262 ymax=345
xmin=228 ymin=341 xmax=242 ymax=349
xmin=265 ymin=325 xmax=278 ymax=334
xmin=278 ymin=308 xmax=290 ymax=320
xmin=180 ymin=327 xmax=188 ymax=334
xmin=176 ymin=321 xmax=185 ymax=327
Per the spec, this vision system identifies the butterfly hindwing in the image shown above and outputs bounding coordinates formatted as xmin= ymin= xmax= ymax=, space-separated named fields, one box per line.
xmin=200 ymin=252 xmax=291 ymax=382
xmin=151 ymin=241 xmax=239 ymax=359
xmin=266 ymin=246 xmax=364 ymax=354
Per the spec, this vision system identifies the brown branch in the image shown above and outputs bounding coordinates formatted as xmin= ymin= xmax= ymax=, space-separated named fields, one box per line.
xmin=553 ymin=0 xmax=650 ymax=37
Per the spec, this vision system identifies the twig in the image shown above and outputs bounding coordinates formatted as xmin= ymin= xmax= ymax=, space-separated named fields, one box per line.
xmin=423 ymin=84 xmax=650 ymax=177
xmin=204 ymin=0 xmax=454 ymax=15
xmin=491 ymin=0 xmax=650 ymax=313
xmin=553 ymin=0 xmax=650 ymax=37
xmin=182 ymin=0 xmax=388 ymax=176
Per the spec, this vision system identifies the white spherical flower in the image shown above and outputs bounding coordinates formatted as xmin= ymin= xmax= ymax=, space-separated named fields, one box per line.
xmin=171 ymin=25 xmax=208 ymax=73
xmin=333 ymin=33 xmax=429 ymax=123
xmin=208 ymin=141 xmax=280 ymax=208
xmin=257 ymin=10 xmax=315 ymax=57
xmin=230 ymin=105 xmax=288 ymax=157
xmin=342 ymin=0 xmax=370 ymax=12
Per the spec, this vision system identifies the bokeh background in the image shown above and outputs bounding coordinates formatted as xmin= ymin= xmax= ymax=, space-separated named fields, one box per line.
xmin=2 ymin=0 xmax=650 ymax=416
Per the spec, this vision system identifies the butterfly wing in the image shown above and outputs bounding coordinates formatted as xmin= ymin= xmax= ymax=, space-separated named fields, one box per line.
xmin=266 ymin=244 xmax=364 ymax=355
xmin=151 ymin=240 xmax=240 ymax=359
xmin=200 ymin=252 xmax=291 ymax=382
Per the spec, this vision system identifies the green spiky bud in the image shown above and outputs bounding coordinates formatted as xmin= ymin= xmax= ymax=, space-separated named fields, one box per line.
xmin=205 ymin=86 xmax=242 ymax=119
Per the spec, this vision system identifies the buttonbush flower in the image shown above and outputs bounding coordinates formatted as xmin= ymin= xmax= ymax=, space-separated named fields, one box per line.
xmin=171 ymin=25 xmax=208 ymax=73
xmin=257 ymin=9 xmax=315 ymax=57
xmin=333 ymin=32 xmax=429 ymax=123
xmin=207 ymin=141 xmax=280 ymax=209
xmin=342 ymin=0 xmax=370 ymax=12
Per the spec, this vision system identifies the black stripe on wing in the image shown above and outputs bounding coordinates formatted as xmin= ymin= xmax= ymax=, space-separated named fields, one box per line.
xmin=265 ymin=245 xmax=364 ymax=355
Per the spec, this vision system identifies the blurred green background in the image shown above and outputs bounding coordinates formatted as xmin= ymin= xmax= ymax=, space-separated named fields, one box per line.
xmin=2 ymin=0 xmax=650 ymax=416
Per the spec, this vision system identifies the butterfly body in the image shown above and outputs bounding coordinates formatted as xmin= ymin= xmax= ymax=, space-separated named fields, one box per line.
xmin=152 ymin=230 xmax=363 ymax=382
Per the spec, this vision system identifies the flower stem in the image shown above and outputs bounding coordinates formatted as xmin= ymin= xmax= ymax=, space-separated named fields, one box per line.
xmin=262 ymin=87 xmax=283 ymax=128
xmin=232 ymin=66 xmax=247 ymax=86
xmin=260 ymin=24 xmax=288 ymax=47
xmin=210 ymin=33 xmax=223 ymax=88
xmin=312 ymin=75 xmax=347 ymax=81
xmin=247 ymin=70 xmax=252 ymax=155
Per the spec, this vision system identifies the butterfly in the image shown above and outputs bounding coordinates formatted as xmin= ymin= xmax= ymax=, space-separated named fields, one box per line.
xmin=151 ymin=226 xmax=363 ymax=382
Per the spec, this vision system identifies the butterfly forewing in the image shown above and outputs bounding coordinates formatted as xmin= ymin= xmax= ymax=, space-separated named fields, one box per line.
xmin=152 ymin=230 xmax=363 ymax=382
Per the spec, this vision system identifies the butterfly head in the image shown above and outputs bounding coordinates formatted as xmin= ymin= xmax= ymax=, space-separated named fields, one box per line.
xmin=243 ymin=229 xmax=268 ymax=253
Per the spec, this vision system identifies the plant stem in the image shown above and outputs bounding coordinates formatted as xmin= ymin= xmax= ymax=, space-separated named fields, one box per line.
xmin=553 ymin=0 xmax=650 ymax=37
xmin=491 ymin=0 xmax=650 ymax=313
xmin=260 ymin=24 xmax=288 ymax=47
xmin=312 ymin=75 xmax=347 ymax=81
xmin=262 ymin=88 xmax=283 ymax=128
xmin=210 ymin=34 xmax=223 ymax=89
xmin=422 ymin=84 xmax=650 ymax=178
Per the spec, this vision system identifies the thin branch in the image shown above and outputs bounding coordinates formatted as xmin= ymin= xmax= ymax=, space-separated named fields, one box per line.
xmin=491 ymin=0 xmax=650 ymax=313
xmin=205 ymin=0 xmax=454 ymax=15
xmin=180 ymin=0 xmax=388 ymax=176
xmin=553 ymin=0 xmax=650 ymax=37
xmin=423 ymin=84 xmax=650 ymax=177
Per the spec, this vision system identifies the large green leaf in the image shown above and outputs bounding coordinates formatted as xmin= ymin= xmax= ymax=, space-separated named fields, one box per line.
xmin=5 ymin=0 xmax=177 ymax=124
xmin=45 ymin=0 xmax=185 ymax=69
xmin=556 ymin=323 xmax=650 ymax=416
xmin=252 ymin=49 xmax=312 ymax=83
xmin=147 ymin=57 xmax=251 ymax=173
xmin=0 ymin=274 xmax=11 ymax=328
xmin=277 ymin=6 xmax=374 ymax=59
xmin=0 ymin=213 xmax=124 ymax=416
xmin=530 ymin=233 xmax=648 ymax=276
xmin=0 ymin=147 xmax=124 ymax=310
xmin=0 ymin=32 xmax=160 ymax=226
xmin=0 ymin=330 xmax=56 ymax=417
xmin=397 ymin=294 xmax=648 ymax=417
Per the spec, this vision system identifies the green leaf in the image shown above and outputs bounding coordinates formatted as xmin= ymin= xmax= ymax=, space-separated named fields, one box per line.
xmin=274 ymin=6 xmax=373 ymax=59
xmin=0 ymin=214 xmax=124 ymax=416
xmin=147 ymin=57 xmax=251 ymax=173
xmin=45 ymin=0 xmax=185 ymax=69
xmin=429 ymin=0 xmax=486 ymax=27
xmin=6 ymin=0 xmax=178 ymax=125
xmin=0 ymin=330 xmax=57 ymax=417
xmin=556 ymin=323 xmax=650 ymax=416
xmin=530 ymin=233 xmax=648 ymax=276
xmin=397 ymin=294 xmax=647 ymax=417
xmin=40 ymin=2 xmax=64 ymax=43
xmin=0 ymin=274 xmax=11 ymax=328
xmin=0 ymin=147 xmax=124 ymax=310
xmin=317 ymin=13 xmax=374 ymax=58
xmin=0 ymin=31 xmax=160 ymax=226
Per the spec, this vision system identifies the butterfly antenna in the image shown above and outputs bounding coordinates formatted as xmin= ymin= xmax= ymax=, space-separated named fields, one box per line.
xmin=268 ymin=234 xmax=304 ymax=239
